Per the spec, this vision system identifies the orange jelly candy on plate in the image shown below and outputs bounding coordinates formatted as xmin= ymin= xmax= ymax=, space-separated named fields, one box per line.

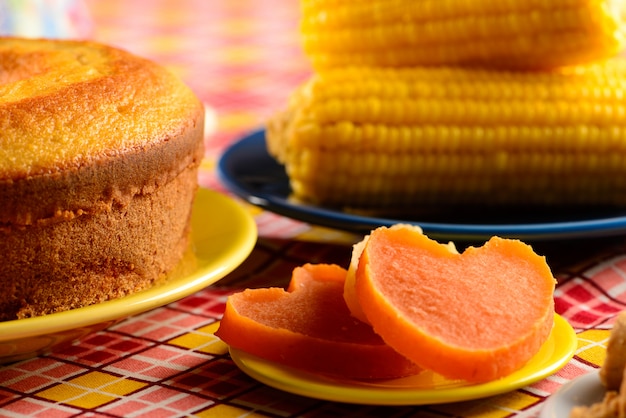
xmin=216 ymin=263 xmax=421 ymax=380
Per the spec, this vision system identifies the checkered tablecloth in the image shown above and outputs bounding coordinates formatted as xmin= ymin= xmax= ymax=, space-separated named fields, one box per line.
xmin=2 ymin=1 xmax=626 ymax=417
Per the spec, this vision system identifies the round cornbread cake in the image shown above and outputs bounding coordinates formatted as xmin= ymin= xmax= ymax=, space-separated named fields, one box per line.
xmin=0 ymin=37 xmax=205 ymax=321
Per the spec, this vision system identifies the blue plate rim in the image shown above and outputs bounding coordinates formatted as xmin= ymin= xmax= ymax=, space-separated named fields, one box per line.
xmin=217 ymin=129 xmax=626 ymax=241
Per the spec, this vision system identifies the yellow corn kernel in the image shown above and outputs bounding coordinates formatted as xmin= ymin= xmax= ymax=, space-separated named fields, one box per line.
xmin=266 ymin=61 xmax=626 ymax=210
xmin=300 ymin=0 xmax=626 ymax=70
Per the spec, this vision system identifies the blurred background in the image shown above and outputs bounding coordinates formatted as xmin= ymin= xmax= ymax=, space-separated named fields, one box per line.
xmin=0 ymin=0 xmax=311 ymax=192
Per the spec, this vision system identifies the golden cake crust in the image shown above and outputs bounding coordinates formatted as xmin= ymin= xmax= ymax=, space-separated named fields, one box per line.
xmin=0 ymin=37 xmax=204 ymax=227
xmin=0 ymin=37 xmax=205 ymax=320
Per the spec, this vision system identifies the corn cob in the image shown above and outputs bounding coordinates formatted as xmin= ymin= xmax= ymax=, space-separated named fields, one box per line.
xmin=300 ymin=0 xmax=626 ymax=70
xmin=266 ymin=61 xmax=626 ymax=210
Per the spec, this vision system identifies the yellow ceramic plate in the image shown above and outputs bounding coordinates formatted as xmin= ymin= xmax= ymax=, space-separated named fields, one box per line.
xmin=0 ymin=188 xmax=257 ymax=364
xmin=230 ymin=314 xmax=576 ymax=405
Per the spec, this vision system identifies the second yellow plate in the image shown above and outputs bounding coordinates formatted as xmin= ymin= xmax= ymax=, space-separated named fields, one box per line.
xmin=230 ymin=314 xmax=576 ymax=405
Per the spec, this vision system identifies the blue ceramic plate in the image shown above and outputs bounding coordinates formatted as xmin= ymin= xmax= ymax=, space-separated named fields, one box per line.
xmin=217 ymin=130 xmax=626 ymax=241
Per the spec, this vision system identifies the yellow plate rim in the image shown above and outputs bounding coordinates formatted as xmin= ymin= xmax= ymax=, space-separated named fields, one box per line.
xmin=230 ymin=314 xmax=576 ymax=406
xmin=0 ymin=188 xmax=257 ymax=343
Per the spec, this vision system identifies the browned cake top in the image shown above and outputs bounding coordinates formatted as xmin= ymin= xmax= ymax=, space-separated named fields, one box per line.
xmin=0 ymin=37 xmax=205 ymax=227
xmin=0 ymin=37 xmax=202 ymax=179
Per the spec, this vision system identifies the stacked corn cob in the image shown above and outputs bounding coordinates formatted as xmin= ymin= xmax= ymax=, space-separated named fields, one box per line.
xmin=300 ymin=0 xmax=626 ymax=71
xmin=267 ymin=0 xmax=626 ymax=211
